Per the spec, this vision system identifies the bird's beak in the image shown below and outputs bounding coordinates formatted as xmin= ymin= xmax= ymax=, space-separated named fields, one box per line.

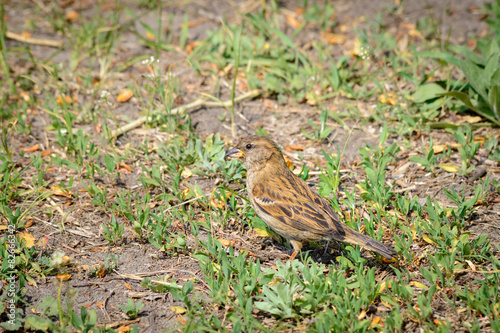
xmin=225 ymin=147 xmax=244 ymax=159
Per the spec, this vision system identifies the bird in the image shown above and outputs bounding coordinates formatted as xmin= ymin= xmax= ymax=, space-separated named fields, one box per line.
xmin=225 ymin=135 xmax=397 ymax=261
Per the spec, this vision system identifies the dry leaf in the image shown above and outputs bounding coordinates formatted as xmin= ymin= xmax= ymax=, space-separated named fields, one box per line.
xmin=65 ymin=10 xmax=79 ymax=22
xmin=358 ymin=310 xmax=367 ymax=320
xmin=37 ymin=236 xmax=49 ymax=247
xmin=25 ymin=219 xmax=34 ymax=228
xmin=118 ymin=162 xmax=132 ymax=174
xmin=117 ymin=326 xmax=132 ymax=333
xmin=285 ymin=144 xmax=305 ymax=151
xmin=185 ymin=40 xmax=202 ymax=54
xmin=461 ymin=115 xmax=482 ymax=124
xmin=217 ymin=238 xmax=236 ymax=247
xmin=285 ymin=14 xmax=302 ymax=28
xmin=21 ymin=144 xmax=40 ymax=153
xmin=51 ymin=185 xmax=72 ymax=198
xmin=97 ymin=267 xmax=106 ymax=278
xmin=124 ymin=283 xmax=132 ymax=290
xmin=56 ymin=95 xmax=75 ymax=105
xmin=422 ymin=234 xmax=436 ymax=245
xmin=96 ymin=301 xmax=105 ymax=309
xmin=146 ymin=31 xmax=155 ymax=40
xmin=170 ymin=305 xmax=187 ymax=314
xmin=181 ymin=168 xmax=193 ymax=179
xmin=321 ymin=32 xmax=346 ymax=45
xmin=19 ymin=232 xmax=36 ymax=247
xmin=432 ymin=144 xmax=448 ymax=154
xmin=379 ymin=92 xmax=398 ymax=105
xmin=56 ymin=273 xmax=71 ymax=282
xmin=116 ymin=89 xmax=133 ymax=102
xmin=438 ymin=164 xmax=459 ymax=173
xmin=62 ymin=256 xmax=71 ymax=265
xmin=177 ymin=314 xmax=187 ymax=326
xmin=434 ymin=319 xmax=445 ymax=326
xmin=284 ymin=156 xmax=293 ymax=169
xmin=253 ymin=228 xmax=272 ymax=237
xmin=41 ymin=149 xmax=54 ymax=157
xmin=409 ymin=281 xmax=428 ymax=289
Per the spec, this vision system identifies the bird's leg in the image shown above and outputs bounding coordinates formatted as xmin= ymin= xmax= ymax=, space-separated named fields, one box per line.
xmin=288 ymin=250 xmax=299 ymax=262
xmin=323 ymin=241 xmax=330 ymax=255
xmin=288 ymin=240 xmax=303 ymax=262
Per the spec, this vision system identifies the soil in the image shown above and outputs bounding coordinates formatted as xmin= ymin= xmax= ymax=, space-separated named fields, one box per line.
xmin=2 ymin=0 xmax=499 ymax=332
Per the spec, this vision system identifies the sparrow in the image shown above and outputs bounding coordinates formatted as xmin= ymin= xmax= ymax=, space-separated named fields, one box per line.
xmin=225 ymin=135 xmax=397 ymax=261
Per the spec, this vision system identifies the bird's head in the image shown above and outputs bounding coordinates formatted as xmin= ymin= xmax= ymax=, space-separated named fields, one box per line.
xmin=225 ymin=135 xmax=286 ymax=172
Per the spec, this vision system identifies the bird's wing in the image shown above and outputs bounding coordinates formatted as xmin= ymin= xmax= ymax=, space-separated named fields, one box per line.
xmin=251 ymin=171 xmax=346 ymax=238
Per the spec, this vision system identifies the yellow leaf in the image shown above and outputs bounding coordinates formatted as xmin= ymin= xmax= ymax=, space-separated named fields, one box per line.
xmin=21 ymin=144 xmax=40 ymax=153
xmin=422 ymin=234 xmax=436 ymax=245
xmin=217 ymin=238 xmax=235 ymax=247
xmin=181 ymin=167 xmax=192 ymax=179
xmin=409 ymin=281 xmax=428 ymax=289
xmin=170 ymin=305 xmax=187 ymax=314
xmin=253 ymin=228 xmax=272 ymax=237
xmin=438 ymin=164 xmax=459 ymax=173
xmin=51 ymin=185 xmax=72 ymax=198
xmin=116 ymin=89 xmax=133 ymax=102
xmin=56 ymin=273 xmax=71 ymax=282
xmin=19 ymin=232 xmax=36 ymax=248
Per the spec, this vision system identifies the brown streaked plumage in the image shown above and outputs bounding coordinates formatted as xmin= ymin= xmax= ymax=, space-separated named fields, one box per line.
xmin=225 ymin=135 xmax=397 ymax=261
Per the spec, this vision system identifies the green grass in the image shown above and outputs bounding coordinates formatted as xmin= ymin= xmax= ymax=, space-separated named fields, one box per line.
xmin=1 ymin=1 xmax=500 ymax=332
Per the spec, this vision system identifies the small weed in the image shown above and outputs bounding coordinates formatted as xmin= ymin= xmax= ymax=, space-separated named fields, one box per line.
xmin=118 ymin=299 xmax=144 ymax=320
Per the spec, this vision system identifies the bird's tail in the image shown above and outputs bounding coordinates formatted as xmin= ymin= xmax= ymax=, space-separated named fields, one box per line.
xmin=343 ymin=229 xmax=397 ymax=260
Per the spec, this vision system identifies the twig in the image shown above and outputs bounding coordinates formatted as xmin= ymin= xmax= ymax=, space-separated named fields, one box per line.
xmin=96 ymin=318 xmax=140 ymax=329
xmin=31 ymin=216 xmax=93 ymax=238
xmin=6 ymin=31 xmax=63 ymax=48
xmin=163 ymin=195 xmax=204 ymax=214
xmin=110 ymin=89 xmax=261 ymax=139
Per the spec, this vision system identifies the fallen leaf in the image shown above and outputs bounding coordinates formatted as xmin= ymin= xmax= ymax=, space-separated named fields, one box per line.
xmin=117 ymin=326 xmax=131 ymax=333
xmin=146 ymin=31 xmax=155 ymax=41
xmin=177 ymin=314 xmax=186 ymax=325
xmin=51 ymin=185 xmax=72 ymax=198
xmin=56 ymin=95 xmax=75 ymax=105
xmin=284 ymin=156 xmax=293 ymax=169
xmin=83 ymin=301 xmax=95 ymax=308
xmin=422 ymin=234 xmax=436 ymax=245
xmin=285 ymin=14 xmax=302 ymax=28
xmin=118 ymin=162 xmax=132 ymax=174
xmin=438 ymin=164 xmax=459 ymax=173
xmin=432 ymin=144 xmax=448 ymax=154
xmin=434 ymin=319 xmax=445 ymax=326
xmin=409 ymin=281 xmax=428 ymax=289
xmin=21 ymin=144 xmax=40 ymax=153
xmin=181 ymin=167 xmax=192 ymax=179
xmin=37 ymin=236 xmax=49 ymax=247
xmin=56 ymin=273 xmax=71 ymax=282
xmin=19 ymin=231 xmax=36 ymax=248
xmin=170 ymin=305 xmax=187 ymax=314
xmin=321 ymin=32 xmax=347 ymax=45
xmin=25 ymin=219 xmax=33 ymax=228
xmin=96 ymin=301 xmax=105 ymax=309
xmin=65 ymin=10 xmax=78 ymax=22
xmin=217 ymin=238 xmax=236 ymax=247
xmin=97 ymin=267 xmax=106 ymax=278
xmin=124 ymin=283 xmax=132 ymax=290
xmin=379 ymin=92 xmax=398 ymax=105
xmin=61 ymin=256 xmax=71 ymax=265
xmin=253 ymin=228 xmax=272 ymax=237
xmin=185 ymin=40 xmax=202 ymax=54
xmin=358 ymin=310 xmax=367 ymax=320
xmin=461 ymin=115 xmax=482 ymax=124
xmin=285 ymin=144 xmax=305 ymax=151
xmin=116 ymin=89 xmax=133 ymax=102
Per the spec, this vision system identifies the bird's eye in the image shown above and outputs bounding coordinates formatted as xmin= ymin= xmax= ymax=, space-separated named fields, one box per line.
xmin=245 ymin=143 xmax=253 ymax=150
